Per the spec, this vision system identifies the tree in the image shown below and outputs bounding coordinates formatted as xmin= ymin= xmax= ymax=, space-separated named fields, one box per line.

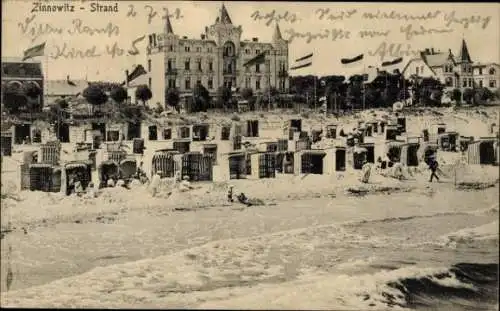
xmin=240 ymin=87 xmax=253 ymax=100
xmin=110 ymin=86 xmax=128 ymax=104
xmin=451 ymin=88 xmax=462 ymax=104
xmin=135 ymin=85 xmax=153 ymax=106
xmin=2 ymin=83 xmax=28 ymax=113
xmin=475 ymin=87 xmax=494 ymax=102
xmin=82 ymin=84 xmax=108 ymax=106
xmin=216 ymin=85 xmax=232 ymax=109
xmin=165 ymin=87 xmax=181 ymax=112
xmin=23 ymin=82 xmax=42 ymax=99
xmin=192 ymin=83 xmax=210 ymax=112
xmin=153 ymin=102 xmax=164 ymax=115
xmin=462 ymin=88 xmax=475 ymax=105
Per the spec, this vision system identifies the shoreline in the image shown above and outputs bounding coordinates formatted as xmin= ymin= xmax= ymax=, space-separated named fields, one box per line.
xmin=2 ymin=166 xmax=498 ymax=235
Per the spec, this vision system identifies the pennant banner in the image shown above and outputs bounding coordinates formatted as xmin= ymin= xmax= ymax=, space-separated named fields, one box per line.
xmin=341 ymin=53 xmax=364 ymax=65
xmin=22 ymin=42 xmax=46 ymax=61
xmin=290 ymin=53 xmax=313 ymax=70
xmin=381 ymin=57 xmax=403 ymax=67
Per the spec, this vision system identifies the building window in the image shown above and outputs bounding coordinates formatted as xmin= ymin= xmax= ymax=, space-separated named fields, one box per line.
xmin=185 ymin=59 xmax=190 ymax=70
xmin=227 ymin=63 xmax=232 ymax=74
xmin=479 ymin=80 xmax=483 ymax=88
xmin=462 ymin=79 xmax=467 ymax=87
xmin=163 ymin=128 xmax=172 ymax=140
xmin=489 ymin=68 xmax=496 ymax=75
xmin=185 ymin=46 xmax=190 ymax=52
xmin=208 ymin=78 xmax=213 ymax=89
xmin=416 ymin=67 xmax=419 ymax=75
xmin=256 ymin=78 xmax=261 ymax=90
xmin=168 ymin=79 xmax=176 ymax=88
xmin=167 ymin=59 xmax=173 ymax=70
xmin=245 ymin=49 xmax=250 ymax=54
xmin=245 ymin=77 xmax=251 ymax=88
xmin=445 ymin=77 xmax=452 ymax=87
xmin=256 ymin=49 xmax=260 ymax=55
xmin=468 ymin=78 xmax=473 ymax=87
xmin=197 ymin=59 xmax=202 ymax=71
xmin=478 ymin=68 xmax=483 ymax=75
xmin=420 ymin=66 xmax=424 ymax=73
xmin=185 ymin=77 xmax=191 ymax=90
xmin=208 ymin=61 xmax=213 ymax=71
xmin=196 ymin=47 xmax=201 ymax=52
xmin=196 ymin=79 xmax=201 ymax=86
xmin=256 ymin=63 xmax=260 ymax=73
xmin=148 ymin=59 xmax=151 ymax=72
xmin=490 ymin=80 xmax=497 ymax=88
xmin=207 ymin=47 xmax=212 ymax=53
xmin=148 ymin=77 xmax=152 ymax=88
xmin=169 ymin=45 xmax=173 ymax=52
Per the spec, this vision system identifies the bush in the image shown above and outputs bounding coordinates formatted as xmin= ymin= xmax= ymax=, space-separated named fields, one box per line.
xmin=135 ymin=85 xmax=153 ymax=105
xmin=83 ymin=85 xmax=108 ymax=105
xmin=23 ymin=82 xmax=42 ymax=99
xmin=110 ymin=86 xmax=128 ymax=104
xmin=165 ymin=88 xmax=180 ymax=112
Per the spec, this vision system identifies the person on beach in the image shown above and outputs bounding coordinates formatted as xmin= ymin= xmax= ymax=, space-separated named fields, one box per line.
xmin=86 ymin=182 xmax=97 ymax=198
xmin=74 ymin=178 xmax=84 ymax=196
xmin=360 ymin=159 xmax=372 ymax=183
xmin=149 ymin=171 xmax=162 ymax=197
xmin=179 ymin=175 xmax=194 ymax=192
xmin=227 ymin=185 xmax=234 ymax=203
xmin=428 ymin=156 xmax=440 ymax=182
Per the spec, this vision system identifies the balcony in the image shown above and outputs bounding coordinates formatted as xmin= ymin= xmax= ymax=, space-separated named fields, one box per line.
xmin=278 ymin=70 xmax=288 ymax=77
xmin=223 ymin=70 xmax=239 ymax=75
xmin=165 ymin=68 xmax=178 ymax=75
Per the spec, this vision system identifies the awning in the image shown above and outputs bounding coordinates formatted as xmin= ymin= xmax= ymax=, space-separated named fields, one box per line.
xmin=29 ymin=163 xmax=53 ymax=168
xmin=65 ymin=162 xmax=88 ymax=169
xmin=120 ymin=158 xmax=137 ymax=165
xmin=302 ymin=150 xmax=326 ymax=156
xmin=353 ymin=147 xmax=367 ymax=154
xmin=99 ymin=160 xmax=118 ymax=167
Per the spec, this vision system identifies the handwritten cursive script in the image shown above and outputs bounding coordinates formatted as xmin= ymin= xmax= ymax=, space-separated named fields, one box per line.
xmin=284 ymin=28 xmax=354 ymax=44
xmin=443 ymin=11 xmax=491 ymax=29
xmin=250 ymin=10 xmax=300 ymax=26
xmin=315 ymin=8 xmax=357 ymax=21
xmin=18 ymin=15 xmax=63 ymax=42
xmin=367 ymin=41 xmax=421 ymax=61
xmin=67 ymin=19 xmax=119 ymax=37
xmin=400 ymin=24 xmax=453 ymax=41
xmin=362 ymin=10 xmax=442 ymax=22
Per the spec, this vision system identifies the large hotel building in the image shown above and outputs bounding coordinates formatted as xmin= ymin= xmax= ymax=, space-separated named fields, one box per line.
xmin=145 ymin=4 xmax=290 ymax=106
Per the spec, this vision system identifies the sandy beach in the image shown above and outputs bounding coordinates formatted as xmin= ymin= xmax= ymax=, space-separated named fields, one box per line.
xmin=1 ymin=107 xmax=499 ymax=309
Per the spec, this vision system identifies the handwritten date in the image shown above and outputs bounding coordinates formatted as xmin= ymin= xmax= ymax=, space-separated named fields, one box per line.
xmin=127 ymin=4 xmax=183 ymax=24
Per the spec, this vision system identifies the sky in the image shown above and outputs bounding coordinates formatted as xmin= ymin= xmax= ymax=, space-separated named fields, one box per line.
xmin=2 ymin=1 xmax=499 ymax=82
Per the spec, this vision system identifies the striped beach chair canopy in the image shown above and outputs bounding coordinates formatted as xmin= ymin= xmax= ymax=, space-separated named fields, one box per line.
xmin=65 ymin=160 xmax=92 ymax=170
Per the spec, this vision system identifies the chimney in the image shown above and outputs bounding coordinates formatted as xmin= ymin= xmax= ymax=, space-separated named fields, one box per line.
xmin=66 ymin=75 xmax=69 ymax=80
xmin=425 ymin=48 xmax=430 ymax=55
xmin=201 ymin=34 xmax=206 ymax=40
xmin=252 ymin=37 xmax=258 ymax=42
xmin=148 ymin=35 xmax=153 ymax=45
xmin=183 ymin=36 xmax=188 ymax=39
xmin=125 ymin=70 xmax=129 ymax=87
xmin=431 ymin=48 xmax=435 ymax=54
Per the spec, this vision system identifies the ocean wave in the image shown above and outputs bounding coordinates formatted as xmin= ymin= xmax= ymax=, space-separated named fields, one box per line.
xmin=439 ymin=221 xmax=499 ymax=246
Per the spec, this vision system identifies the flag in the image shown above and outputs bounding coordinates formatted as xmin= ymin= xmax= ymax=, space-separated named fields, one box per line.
xmin=243 ymin=52 xmax=266 ymax=67
xmin=381 ymin=57 xmax=403 ymax=67
xmin=127 ymin=65 xmax=148 ymax=83
xmin=22 ymin=42 xmax=46 ymax=61
xmin=67 ymin=76 xmax=76 ymax=86
xmin=341 ymin=54 xmax=364 ymax=68
xmin=290 ymin=53 xmax=313 ymax=70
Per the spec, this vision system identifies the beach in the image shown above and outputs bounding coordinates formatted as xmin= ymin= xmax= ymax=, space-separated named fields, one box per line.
xmin=1 ymin=107 xmax=499 ymax=310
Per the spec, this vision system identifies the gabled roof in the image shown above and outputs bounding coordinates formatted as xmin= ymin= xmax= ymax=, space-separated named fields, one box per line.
xmin=422 ymin=51 xmax=455 ymax=68
xmin=455 ymin=39 xmax=472 ymax=64
xmin=46 ymin=79 xmax=88 ymax=96
xmin=401 ymin=58 xmax=437 ymax=76
xmin=273 ymin=24 xmax=283 ymax=41
xmin=127 ymin=75 xmax=149 ymax=88
xmin=218 ymin=4 xmax=232 ymax=24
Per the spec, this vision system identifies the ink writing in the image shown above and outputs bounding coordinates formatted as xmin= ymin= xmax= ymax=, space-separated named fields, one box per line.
xmin=443 ymin=11 xmax=491 ymax=29
xmin=400 ymin=24 xmax=453 ymax=41
xmin=127 ymin=4 xmax=183 ymax=23
xmin=250 ymin=10 xmax=300 ymax=26
xmin=315 ymin=8 xmax=357 ymax=21
xmin=367 ymin=41 xmax=421 ymax=61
